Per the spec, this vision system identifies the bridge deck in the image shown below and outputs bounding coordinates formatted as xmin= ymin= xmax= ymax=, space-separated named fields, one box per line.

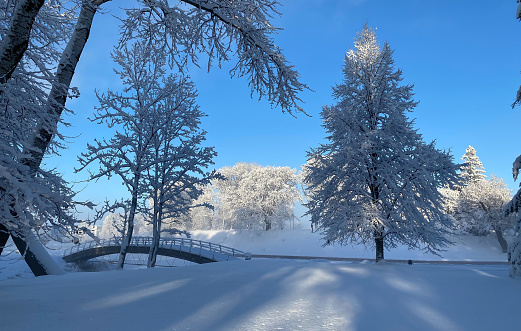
xmin=63 ymin=237 xmax=249 ymax=264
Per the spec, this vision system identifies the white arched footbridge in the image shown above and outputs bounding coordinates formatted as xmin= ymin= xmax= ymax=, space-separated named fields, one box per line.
xmin=63 ymin=237 xmax=250 ymax=264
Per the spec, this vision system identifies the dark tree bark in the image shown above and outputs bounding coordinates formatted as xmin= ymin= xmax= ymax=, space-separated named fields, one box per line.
xmin=375 ymin=233 xmax=384 ymax=262
xmin=1 ymin=0 xmax=108 ymax=277
xmin=0 ymin=0 xmax=44 ymax=84
xmin=10 ymin=232 xmax=49 ymax=276
xmin=265 ymin=219 xmax=271 ymax=231
xmin=22 ymin=0 xmax=108 ymax=174
xmin=0 ymin=224 xmax=9 ymax=255
xmin=117 ymin=174 xmax=139 ymax=269
xmin=493 ymin=224 xmax=508 ymax=253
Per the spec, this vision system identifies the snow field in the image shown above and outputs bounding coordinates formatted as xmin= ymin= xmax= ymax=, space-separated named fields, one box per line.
xmin=1 ymin=259 xmax=519 ymax=330
xmin=0 ymin=229 xmax=516 ymax=330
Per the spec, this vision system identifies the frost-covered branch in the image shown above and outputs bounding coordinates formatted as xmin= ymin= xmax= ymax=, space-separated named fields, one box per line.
xmin=122 ymin=0 xmax=308 ymax=115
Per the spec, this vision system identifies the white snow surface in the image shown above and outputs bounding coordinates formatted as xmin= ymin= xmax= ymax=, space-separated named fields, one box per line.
xmin=1 ymin=229 xmax=518 ymax=330
xmin=187 ymin=229 xmax=508 ymax=262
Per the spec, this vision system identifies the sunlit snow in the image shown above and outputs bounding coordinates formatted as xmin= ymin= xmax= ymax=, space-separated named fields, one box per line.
xmin=1 ymin=230 xmax=518 ymax=330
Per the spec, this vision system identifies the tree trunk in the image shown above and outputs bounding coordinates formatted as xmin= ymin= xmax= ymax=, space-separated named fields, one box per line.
xmin=10 ymin=229 xmax=64 ymax=276
xmin=22 ymin=0 xmax=103 ymax=174
xmin=147 ymin=210 xmax=161 ymax=268
xmin=0 ymin=224 xmax=9 ymax=255
xmin=148 ymin=186 xmax=162 ymax=268
xmin=265 ymin=218 xmax=271 ymax=231
xmin=375 ymin=234 xmax=384 ymax=262
xmin=0 ymin=0 xmax=44 ymax=84
xmin=493 ymin=224 xmax=508 ymax=253
xmin=147 ymin=230 xmax=159 ymax=268
xmin=117 ymin=175 xmax=139 ymax=269
xmin=5 ymin=0 xmax=108 ymax=277
xmin=0 ymin=0 xmax=51 ymax=277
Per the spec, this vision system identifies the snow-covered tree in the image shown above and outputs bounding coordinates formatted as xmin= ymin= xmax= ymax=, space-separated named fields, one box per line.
xmin=458 ymin=176 xmax=513 ymax=252
xmin=143 ymin=103 xmax=218 ymax=268
xmin=214 ymin=163 xmax=300 ymax=231
xmin=460 ymin=145 xmax=486 ymax=185
xmin=441 ymin=146 xmax=513 ymax=248
xmin=507 ymin=155 xmax=521 ymax=277
xmin=187 ymin=185 xmax=219 ymax=230
xmin=76 ymin=42 xmax=158 ymax=269
xmin=99 ymin=213 xmax=126 ymax=240
xmin=304 ymin=26 xmax=459 ymax=262
xmin=0 ymin=0 xmax=85 ymax=276
xmin=28 ymin=0 xmax=307 ymax=191
xmin=502 ymin=1 xmax=521 ymax=277
xmin=187 ymin=163 xmax=300 ymax=231
xmin=99 ymin=209 xmax=147 ymax=240
xmin=77 ymin=39 xmax=217 ymax=268
xmin=3 ymin=0 xmax=306 ymax=274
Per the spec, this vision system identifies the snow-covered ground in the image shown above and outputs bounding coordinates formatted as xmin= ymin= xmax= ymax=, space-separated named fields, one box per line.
xmin=1 ymin=229 xmax=518 ymax=330
xmin=188 ymin=229 xmax=509 ymax=262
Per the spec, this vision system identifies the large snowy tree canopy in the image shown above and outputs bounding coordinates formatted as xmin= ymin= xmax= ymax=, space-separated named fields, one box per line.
xmin=187 ymin=162 xmax=300 ymax=231
xmin=121 ymin=0 xmax=307 ymax=115
xmin=304 ymin=26 xmax=459 ymax=261
xmin=0 ymin=0 xmax=86 ymax=241
xmin=0 ymin=0 xmax=308 ymax=275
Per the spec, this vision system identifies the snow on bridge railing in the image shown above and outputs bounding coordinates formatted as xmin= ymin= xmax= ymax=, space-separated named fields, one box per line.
xmin=62 ymin=236 xmax=251 ymax=262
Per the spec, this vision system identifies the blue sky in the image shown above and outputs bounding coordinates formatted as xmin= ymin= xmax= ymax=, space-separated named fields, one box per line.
xmin=46 ymin=0 xmax=521 ymax=219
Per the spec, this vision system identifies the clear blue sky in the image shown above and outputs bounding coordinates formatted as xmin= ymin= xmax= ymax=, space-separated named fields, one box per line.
xmin=45 ymin=0 xmax=521 ymax=219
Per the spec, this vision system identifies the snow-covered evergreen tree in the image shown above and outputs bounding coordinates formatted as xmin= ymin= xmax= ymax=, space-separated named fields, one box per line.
xmin=304 ymin=26 xmax=459 ymax=262
xmin=441 ymin=146 xmax=513 ymax=249
xmin=460 ymin=145 xmax=486 ymax=185
xmin=505 ymin=0 xmax=521 ymax=277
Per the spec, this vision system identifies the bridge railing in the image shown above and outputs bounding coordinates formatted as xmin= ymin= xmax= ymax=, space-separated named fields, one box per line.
xmin=63 ymin=236 xmax=249 ymax=262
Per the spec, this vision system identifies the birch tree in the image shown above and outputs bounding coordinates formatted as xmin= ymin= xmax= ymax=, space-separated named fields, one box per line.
xmin=0 ymin=0 xmax=83 ymax=276
xmin=304 ymin=26 xmax=459 ymax=262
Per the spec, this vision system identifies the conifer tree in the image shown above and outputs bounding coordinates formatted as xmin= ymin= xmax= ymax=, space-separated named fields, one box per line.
xmin=304 ymin=26 xmax=459 ymax=262
xmin=460 ymin=145 xmax=486 ymax=185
